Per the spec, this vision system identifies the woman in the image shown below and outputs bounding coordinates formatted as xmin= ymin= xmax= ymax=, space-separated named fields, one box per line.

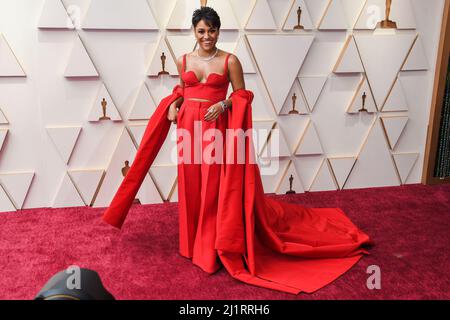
xmin=167 ymin=8 xmax=245 ymax=274
xmin=103 ymin=7 xmax=373 ymax=294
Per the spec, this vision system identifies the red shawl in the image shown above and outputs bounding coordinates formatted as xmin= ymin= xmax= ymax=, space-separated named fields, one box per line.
xmin=103 ymin=86 xmax=372 ymax=294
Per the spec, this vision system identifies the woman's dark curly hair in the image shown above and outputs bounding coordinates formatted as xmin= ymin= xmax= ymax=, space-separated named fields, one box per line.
xmin=192 ymin=6 xmax=221 ymax=29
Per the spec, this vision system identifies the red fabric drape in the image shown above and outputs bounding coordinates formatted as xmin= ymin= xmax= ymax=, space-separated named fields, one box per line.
xmin=102 ymin=85 xmax=183 ymax=228
xmin=102 ymin=86 xmax=373 ymax=294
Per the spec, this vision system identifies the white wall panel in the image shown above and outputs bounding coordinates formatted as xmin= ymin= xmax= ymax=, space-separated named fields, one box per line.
xmin=0 ymin=0 xmax=445 ymax=211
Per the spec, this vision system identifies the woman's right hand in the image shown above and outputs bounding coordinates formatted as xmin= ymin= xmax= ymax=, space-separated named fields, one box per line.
xmin=167 ymin=103 xmax=179 ymax=124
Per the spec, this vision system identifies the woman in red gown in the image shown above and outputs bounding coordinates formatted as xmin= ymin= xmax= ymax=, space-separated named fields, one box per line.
xmin=103 ymin=7 xmax=373 ymax=294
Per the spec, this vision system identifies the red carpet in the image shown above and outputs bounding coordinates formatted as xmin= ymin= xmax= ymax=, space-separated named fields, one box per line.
xmin=0 ymin=183 xmax=449 ymax=300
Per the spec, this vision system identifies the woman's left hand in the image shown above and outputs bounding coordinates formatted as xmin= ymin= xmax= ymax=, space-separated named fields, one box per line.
xmin=204 ymin=103 xmax=224 ymax=122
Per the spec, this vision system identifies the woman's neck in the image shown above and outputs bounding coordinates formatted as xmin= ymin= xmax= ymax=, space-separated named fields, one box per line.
xmin=198 ymin=46 xmax=218 ymax=57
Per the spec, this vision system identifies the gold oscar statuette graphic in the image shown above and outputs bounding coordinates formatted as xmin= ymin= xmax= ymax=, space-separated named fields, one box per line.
xmin=358 ymin=92 xmax=368 ymax=113
xmin=200 ymin=0 xmax=207 ymax=7
xmin=99 ymin=98 xmax=111 ymax=120
xmin=289 ymin=92 xmax=299 ymax=114
xmin=121 ymin=160 xmax=130 ymax=177
xmin=285 ymin=174 xmax=296 ymax=194
xmin=158 ymin=52 xmax=169 ymax=76
xmin=294 ymin=6 xmax=304 ymax=30
xmin=121 ymin=160 xmax=140 ymax=203
xmin=377 ymin=0 xmax=397 ymax=29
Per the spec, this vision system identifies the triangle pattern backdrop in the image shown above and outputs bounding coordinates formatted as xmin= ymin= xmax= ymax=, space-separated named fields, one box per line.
xmin=334 ymin=36 xmax=365 ymax=73
xmin=150 ymin=165 xmax=178 ymax=201
xmin=68 ymin=169 xmax=105 ymax=206
xmin=0 ymin=185 xmax=16 ymax=212
xmin=64 ymin=35 xmax=99 ymax=78
xmin=0 ymin=33 xmax=26 ymax=77
xmin=280 ymin=80 xmax=310 ymax=115
xmin=0 ymin=172 xmax=34 ymax=209
xmin=345 ymin=119 xmax=400 ymax=189
xmin=382 ymin=76 xmax=409 ymax=112
xmin=147 ymin=37 xmax=178 ymax=77
xmin=318 ymin=0 xmax=349 ymax=30
xmin=93 ymin=128 xmax=162 ymax=208
xmin=310 ymin=158 xmax=338 ymax=192
xmin=166 ymin=35 xmax=197 ymax=59
xmin=38 ymin=0 xmax=73 ymax=29
xmin=392 ymin=153 xmax=419 ymax=184
xmin=0 ymin=129 xmax=8 ymax=151
xmin=380 ymin=116 xmax=409 ymax=150
xmin=278 ymin=115 xmax=310 ymax=154
xmin=402 ymin=35 xmax=429 ymax=71
xmin=283 ymin=0 xmax=315 ymax=31
xmin=293 ymin=155 xmax=325 ymax=191
xmin=299 ymin=76 xmax=328 ymax=112
xmin=354 ymin=33 xmax=416 ymax=110
xmin=328 ymin=157 xmax=356 ymax=189
xmin=46 ymin=126 xmax=82 ymax=164
xmin=347 ymin=75 xmax=378 ymax=113
xmin=354 ymin=0 xmax=417 ymax=30
xmin=82 ymin=0 xmax=158 ymax=30
xmin=16 ymin=0 xmax=433 ymax=209
xmin=88 ymin=83 xmax=122 ymax=122
xmin=247 ymin=34 xmax=314 ymax=114
xmin=295 ymin=120 xmax=324 ymax=156
xmin=234 ymin=36 xmax=257 ymax=74
xmin=207 ymin=0 xmax=240 ymax=29
xmin=53 ymin=172 xmax=85 ymax=208
xmin=128 ymin=83 xmax=157 ymax=120
xmin=246 ymin=0 xmax=278 ymax=30
xmin=0 ymin=109 xmax=8 ymax=124
xmin=259 ymin=158 xmax=290 ymax=194
xmin=276 ymin=161 xmax=305 ymax=195
xmin=167 ymin=0 xmax=239 ymax=30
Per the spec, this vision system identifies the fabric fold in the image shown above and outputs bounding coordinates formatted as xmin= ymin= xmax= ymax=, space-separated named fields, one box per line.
xmin=102 ymin=85 xmax=183 ymax=229
xmin=102 ymin=85 xmax=373 ymax=294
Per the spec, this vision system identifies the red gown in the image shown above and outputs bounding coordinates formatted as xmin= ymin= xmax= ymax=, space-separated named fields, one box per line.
xmin=103 ymin=53 xmax=373 ymax=294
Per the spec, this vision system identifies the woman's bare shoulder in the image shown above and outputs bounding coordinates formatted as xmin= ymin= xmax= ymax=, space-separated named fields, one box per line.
xmin=177 ymin=51 xmax=197 ymax=65
xmin=220 ymin=50 xmax=240 ymax=65
xmin=225 ymin=53 xmax=242 ymax=71
xmin=220 ymin=49 xmax=235 ymax=58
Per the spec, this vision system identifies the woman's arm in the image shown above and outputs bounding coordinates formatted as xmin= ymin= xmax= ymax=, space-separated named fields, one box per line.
xmin=167 ymin=56 xmax=185 ymax=124
xmin=173 ymin=56 xmax=185 ymax=108
xmin=222 ymin=54 xmax=245 ymax=109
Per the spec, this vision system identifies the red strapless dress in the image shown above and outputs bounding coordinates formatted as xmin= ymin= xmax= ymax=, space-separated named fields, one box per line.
xmin=102 ymin=53 xmax=373 ymax=294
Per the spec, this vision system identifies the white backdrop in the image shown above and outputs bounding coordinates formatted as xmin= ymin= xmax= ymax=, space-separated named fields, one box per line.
xmin=0 ymin=0 xmax=445 ymax=211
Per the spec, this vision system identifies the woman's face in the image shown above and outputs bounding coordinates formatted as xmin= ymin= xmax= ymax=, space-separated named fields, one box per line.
xmin=194 ymin=19 xmax=219 ymax=51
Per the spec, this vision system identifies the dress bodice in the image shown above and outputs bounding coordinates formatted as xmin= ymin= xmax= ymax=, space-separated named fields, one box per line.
xmin=181 ymin=53 xmax=231 ymax=103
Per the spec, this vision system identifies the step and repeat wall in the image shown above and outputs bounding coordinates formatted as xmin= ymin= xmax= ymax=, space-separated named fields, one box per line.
xmin=0 ymin=0 xmax=445 ymax=211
